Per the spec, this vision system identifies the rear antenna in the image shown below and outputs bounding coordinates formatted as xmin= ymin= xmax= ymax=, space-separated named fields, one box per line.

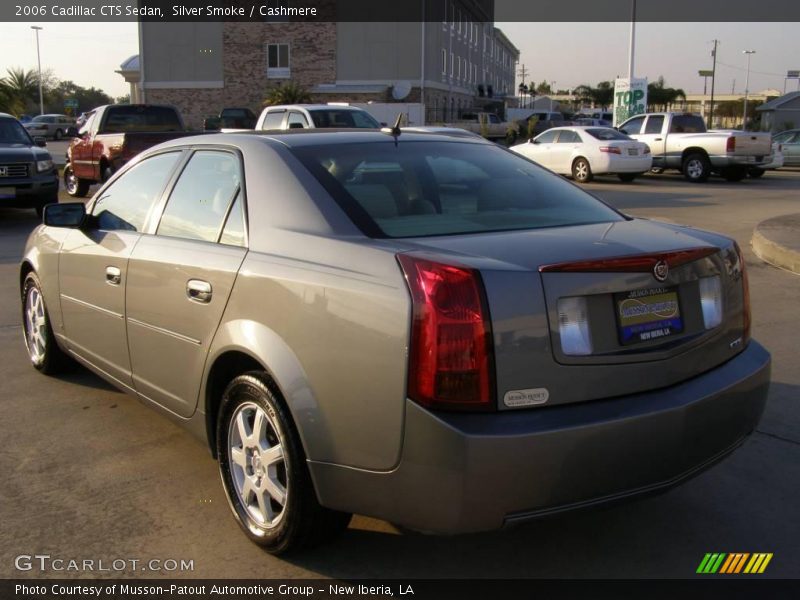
xmin=381 ymin=113 xmax=403 ymax=140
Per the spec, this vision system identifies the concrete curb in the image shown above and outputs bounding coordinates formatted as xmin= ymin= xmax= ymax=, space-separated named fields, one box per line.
xmin=751 ymin=213 xmax=800 ymax=275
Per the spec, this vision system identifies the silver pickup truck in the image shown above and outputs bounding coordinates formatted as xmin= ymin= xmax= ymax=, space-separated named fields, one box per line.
xmin=618 ymin=112 xmax=772 ymax=182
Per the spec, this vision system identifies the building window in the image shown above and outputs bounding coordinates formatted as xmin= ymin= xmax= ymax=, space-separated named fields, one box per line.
xmin=450 ymin=51 xmax=454 ymax=76
xmin=442 ymin=48 xmax=447 ymax=76
xmin=266 ymin=43 xmax=290 ymax=79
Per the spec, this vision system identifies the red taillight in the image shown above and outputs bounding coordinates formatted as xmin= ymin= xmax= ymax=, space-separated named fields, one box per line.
xmin=726 ymin=136 xmax=736 ymax=152
xmin=539 ymin=247 xmax=719 ymax=274
xmin=734 ymin=242 xmax=751 ymax=343
xmin=397 ymin=254 xmax=494 ymax=411
xmin=600 ymin=146 xmax=621 ymax=154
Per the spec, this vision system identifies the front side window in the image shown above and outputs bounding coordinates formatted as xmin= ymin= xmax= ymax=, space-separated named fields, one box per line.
xmin=157 ymin=151 xmax=241 ymax=243
xmin=619 ymin=116 xmax=645 ymax=135
xmin=266 ymin=43 xmax=290 ymax=78
xmin=557 ymin=130 xmax=580 ymax=143
xmin=535 ymin=129 xmax=559 ymax=144
xmin=291 ymin=141 xmax=624 ymax=238
xmin=92 ymin=152 xmax=180 ymax=232
xmin=645 ymin=115 xmax=665 ymax=134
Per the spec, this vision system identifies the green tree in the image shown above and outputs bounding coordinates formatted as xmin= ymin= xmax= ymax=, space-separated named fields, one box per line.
xmin=0 ymin=68 xmax=39 ymax=115
xmin=535 ymin=80 xmax=552 ymax=94
xmin=647 ymin=76 xmax=686 ymax=111
xmin=263 ymin=82 xmax=312 ymax=106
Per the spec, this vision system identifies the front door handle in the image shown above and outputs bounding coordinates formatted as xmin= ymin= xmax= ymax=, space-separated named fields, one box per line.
xmin=187 ymin=279 xmax=212 ymax=303
xmin=654 ymin=138 xmax=663 ymax=141
xmin=105 ymin=266 xmax=121 ymax=285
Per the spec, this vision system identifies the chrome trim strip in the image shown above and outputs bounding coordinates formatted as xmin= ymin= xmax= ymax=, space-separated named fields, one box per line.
xmin=127 ymin=317 xmax=202 ymax=346
xmin=60 ymin=294 xmax=124 ymax=319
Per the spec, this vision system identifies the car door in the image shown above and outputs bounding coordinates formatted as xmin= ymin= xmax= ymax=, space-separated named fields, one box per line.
xmin=780 ymin=132 xmax=800 ymax=165
xmin=618 ymin=115 xmax=646 ymax=139
xmin=125 ymin=149 xmax=248 ymax=417
xmin=551 ymin=129 xmax=582 ymax=174
xmin=58 ymin=151 xmax=183 ymax=387
xmin=70 ymin=110 xmax=96 ymax=180
xmin=636 ymin=115 xmax=666 ymax=165
xmin=525 ymin=128 xmax=559 ymax=168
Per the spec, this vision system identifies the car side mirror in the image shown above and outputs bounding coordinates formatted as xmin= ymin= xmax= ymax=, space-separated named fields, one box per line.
xmin=33 ymin=136 xmax=46 ymax=147
xmin=43 ymin=202 xmax=86 ymax=228
xmin=531 ymin=138 xmax=540 ymax=144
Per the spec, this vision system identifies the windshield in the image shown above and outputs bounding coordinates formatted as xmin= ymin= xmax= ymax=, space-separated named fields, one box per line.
xmin=0 ymin=119 xmax=33 ymax=144
xmin=31 ymin=115 xmax=50 ymax=123
xmin=586 ymin=128 xmax=631 ymax=141
xmin=292 ymin=141 xmax=624 ymax=238
xmin=309 ymin=110 xmax=380 ymax=129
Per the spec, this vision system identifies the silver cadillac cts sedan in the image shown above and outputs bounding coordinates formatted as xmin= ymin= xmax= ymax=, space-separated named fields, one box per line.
xmin=20 ymin=130 xmax=770 ymax=554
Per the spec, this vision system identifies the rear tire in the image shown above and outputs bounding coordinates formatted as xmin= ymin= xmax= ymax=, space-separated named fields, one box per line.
xmin=217 ymin=372 xmax=351 ymax=554
xmin=748 ymin=167 xmax=765 ymax=179
xmin=682 ymin=152 xmax=711 ymax=183
xmin=617 ymin=173 xmax=638 ymax=183
xmin=22 ymin=272 xmax=72 ymax=375
xmin=572 ymin=157 xmax=593 ymax=183
xmin=64 ymin=164 xmax=90 ymax=198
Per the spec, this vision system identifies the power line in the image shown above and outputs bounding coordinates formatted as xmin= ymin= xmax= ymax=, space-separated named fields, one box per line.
xmin=715 ymin=60 xmax=787 ymax=79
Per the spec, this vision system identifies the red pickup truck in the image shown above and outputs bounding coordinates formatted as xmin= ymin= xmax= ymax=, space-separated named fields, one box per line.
xmin=64 ymin=104 xmax=198 ymax=197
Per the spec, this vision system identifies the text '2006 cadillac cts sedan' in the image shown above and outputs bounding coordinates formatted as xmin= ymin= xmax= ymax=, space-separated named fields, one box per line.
xmin=20 ymin=130 xmax=770 ymax=554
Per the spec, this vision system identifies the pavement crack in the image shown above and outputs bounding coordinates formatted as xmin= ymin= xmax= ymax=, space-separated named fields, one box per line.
xmin=754 ymin=429 xmax=800 ymax=446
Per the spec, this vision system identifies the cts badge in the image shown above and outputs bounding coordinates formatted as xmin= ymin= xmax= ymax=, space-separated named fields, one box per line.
xmin=653 ymin=260 xmax=669 ymax=282
xmin=503 ymin=388 xmax=550 ymax=408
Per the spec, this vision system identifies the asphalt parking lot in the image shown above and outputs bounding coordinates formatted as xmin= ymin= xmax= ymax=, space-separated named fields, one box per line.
xmin=0 ymin=170 xmax=798 ymax=579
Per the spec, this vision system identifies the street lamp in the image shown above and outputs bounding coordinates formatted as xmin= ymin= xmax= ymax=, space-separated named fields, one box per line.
xmin=742 ymin=49 xmax=756 ymax=131
xmin=31 ymin=26 xmax=44 ymax=116
xmin=550 ymin=81 xmax=556 ymax=112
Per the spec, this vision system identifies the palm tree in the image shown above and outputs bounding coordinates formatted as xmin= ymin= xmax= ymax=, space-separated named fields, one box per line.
xmin=263 ymin=82 xmax=312 ymax=106
xmin=2 ymin=68 xmax=39 ymax=114
xmin=647 ymin=76 xmax=686 ymax=111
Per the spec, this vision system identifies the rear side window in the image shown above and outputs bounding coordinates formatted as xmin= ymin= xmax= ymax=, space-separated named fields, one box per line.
xmin=557 ymin=130 xmax=580 ymax=143
xmin=644 ymin=116 xmax=664 ymax=134
xmin=292 ymin=141 xmax=623 ymax=238
xmin=219 ymin=193 xmax=246 ymax=247
xmin=261 ymin=111 xmax=285 ymax=130
xmin=93 ymin=152 xmax=180 ymax=232
xmin=670 ymin=115 xmax=706 ymax=133
xmin=157 ymin=151 xmax=241 ymax=242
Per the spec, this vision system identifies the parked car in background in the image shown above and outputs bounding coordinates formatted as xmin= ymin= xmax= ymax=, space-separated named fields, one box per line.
xmin=402 ymin=126 xmax=483 ymax=139
xmin=21 ymin=129 xmax=769 ymax=554
xmin=64 ymin=104 xmax=198 ymax=197
xmin=711 ymin=131 xmax=785 ymax=178
xmin=0 ymin=112 xmax=58 ymax=215
xmin=575 ymin=110 xmax=613 ymax=122
xmin=618 ymin=112 xmax=772 ymax=182
xmin=256 ymin=104 xmax=381 ymax=131
xmin=453 ymin=112 xmax=509 ymax=140
xmin=574 ymin=117 xmax=613 ymax=127
xmin=511 ymin=126 xmax=652 ymax=182
xmin=204 ymin=107 xmax=258 ymax=131
xmin=772 ymin=129 xmax=800 ymax=166
xmin=23 ymin=114 xmax=77 ymax=140
xmin=523 ymin=111 xmax=567 ymax=136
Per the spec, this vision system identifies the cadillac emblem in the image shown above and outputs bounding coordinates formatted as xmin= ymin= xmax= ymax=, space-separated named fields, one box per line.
xmin=653 ymin=260 xmax=669 ymax=282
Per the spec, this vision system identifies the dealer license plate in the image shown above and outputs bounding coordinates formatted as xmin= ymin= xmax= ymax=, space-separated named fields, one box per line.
xmin=615 ymin=286 xmax=683 ymax=345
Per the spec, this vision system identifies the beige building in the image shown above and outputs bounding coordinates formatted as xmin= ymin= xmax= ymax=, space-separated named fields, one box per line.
xmin=130 ymin=4 xmax=519 ymax=129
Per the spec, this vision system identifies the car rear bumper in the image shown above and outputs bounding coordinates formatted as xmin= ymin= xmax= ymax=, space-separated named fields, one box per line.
xmin=710 ymin=155 xmax=771 ymax=168
xmin=600 ymin=154 xmax=653 ymax=174
xmin=309 ymin=340 xmax=770 ymax=534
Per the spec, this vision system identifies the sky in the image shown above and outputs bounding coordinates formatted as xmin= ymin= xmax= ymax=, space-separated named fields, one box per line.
xmin=0 ymin=21 xmax=798 ymax=99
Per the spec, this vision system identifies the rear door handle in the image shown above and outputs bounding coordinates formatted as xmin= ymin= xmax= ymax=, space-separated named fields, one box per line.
xmin=105 ymin=266 xmax=121 ymax=285
xmin=186 ymin=279 xmax=212 ymax=303
xmin=654 ymin=138 xmax=663 ymax=141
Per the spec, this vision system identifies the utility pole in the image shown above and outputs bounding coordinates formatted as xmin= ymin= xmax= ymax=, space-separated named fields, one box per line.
xmin=31 ymin=26 xmax=44 ymax=116
xmin=628 ymin=0 xmax=636 ymax=79
xmin=517 ymin=64 xmax=529 ymax=108
xmin=708 ymin=39 xmax=719 ymax=129
xmin=742 ymin=50 xmax=756 ymax=131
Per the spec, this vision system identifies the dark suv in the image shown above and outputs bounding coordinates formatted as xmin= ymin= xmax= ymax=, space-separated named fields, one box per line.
xmin=0 ymin=113 xmax=59 ymax=215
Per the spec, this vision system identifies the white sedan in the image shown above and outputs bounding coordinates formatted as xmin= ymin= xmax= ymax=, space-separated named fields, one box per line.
xmin=511 ymin=126 xmax=653 ymax=183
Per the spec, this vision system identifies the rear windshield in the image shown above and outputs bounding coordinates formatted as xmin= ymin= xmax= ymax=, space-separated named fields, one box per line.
xmin=309 ymin=110 xmax=380 ymax=129
xmin=291 ymin=141 xmax=624 ymax=238
xmin=101 ymin=106 xmax=183 ymax=133
xmin=586 ymin=128 xmax=631 ymax=141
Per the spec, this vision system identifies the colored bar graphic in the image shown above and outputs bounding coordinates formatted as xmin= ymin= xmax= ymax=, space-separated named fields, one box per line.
xmin=734 ymin=553 xmax=750 ymax=573
xmin=703 ymin=552 xmax=774 ymax=574
xmin=719 ymin=554 xmax=736 ymax=574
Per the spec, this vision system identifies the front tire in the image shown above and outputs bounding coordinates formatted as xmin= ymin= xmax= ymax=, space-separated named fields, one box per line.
xmin=682 ymin=152 xmax=711 ymax=183
xmin=64 ymin=164 xmax=90 ymax=197
xmin=572 ymin=157 xmax=593 ymax=183
xmin=22 ymin=272 xmax=72 ymax=375
xmin=217 ymin=372 xmax=351 ymax=554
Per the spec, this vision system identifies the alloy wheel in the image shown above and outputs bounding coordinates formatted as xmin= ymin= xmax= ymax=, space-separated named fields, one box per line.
xmin=25 ymin=286 xmax=47 ymax=364
xmin=227 ymin=401 xmax=288 ymax=528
